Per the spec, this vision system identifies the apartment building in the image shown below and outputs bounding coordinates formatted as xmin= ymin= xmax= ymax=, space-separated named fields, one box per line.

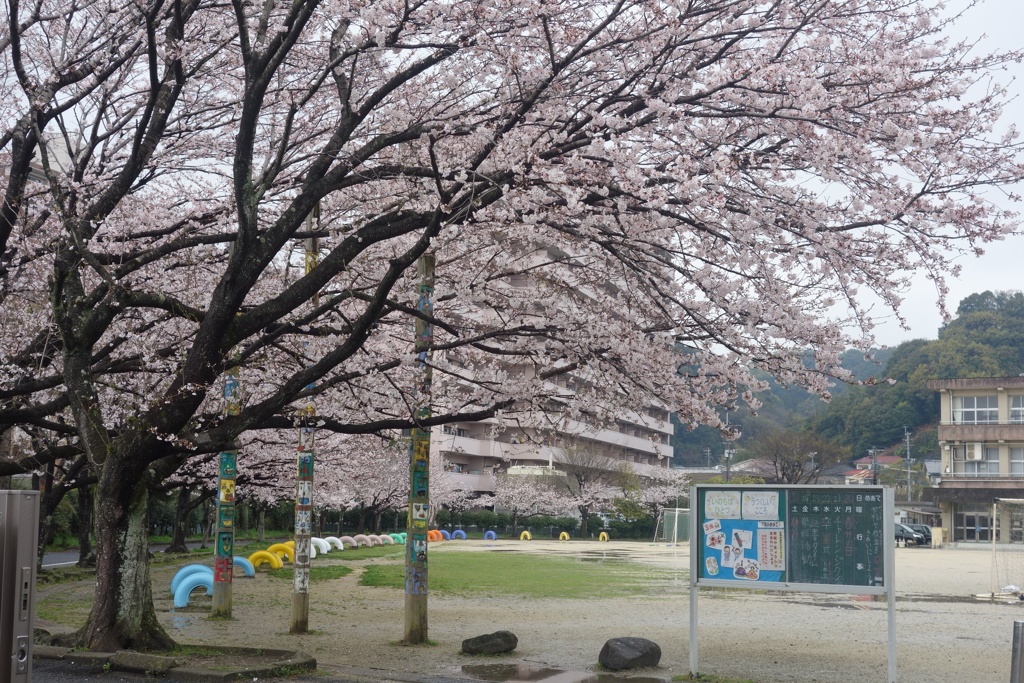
xmin=927 ymin=377 xmax=1024 ymax=542
xmin=432 ymin=406 xmax=675 ymax=495
xmin=430 ymin=243 xmax=676 ymax=495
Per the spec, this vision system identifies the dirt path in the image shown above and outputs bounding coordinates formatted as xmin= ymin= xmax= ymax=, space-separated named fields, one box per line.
xmin=38 ymin=541 xmax=1024 ymax=682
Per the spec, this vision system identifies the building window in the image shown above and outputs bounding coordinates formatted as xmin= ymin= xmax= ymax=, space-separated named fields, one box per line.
xmin=964 ymin=446 xmax=1000 ymax=476
xmin=952 ymin=395 xmax=999 ymax=424
xmin=1012 ymin=396 xmax=1024 ymax=424
xmin=1013 ymin=448 xmax=1024 ymax=476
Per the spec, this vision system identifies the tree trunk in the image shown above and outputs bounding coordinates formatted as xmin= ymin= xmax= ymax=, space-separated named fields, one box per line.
xmin=36 ymin=468 xmax=55 ymax=565
xmin=199 ymin=499 xmax=214 ymax=549
xmin=77 ymin=485 xmax=95 ymax=567
xmin=357 ymin=506 xmax=366 ymax=533
xmin=164 ymin=486 xmax=191 ymax=553
xmin=373 ymin=509 xmax=383 ymax=534
xmin=579 ymin=505 xmax=590 ymax=538
xmin=79 ymin=458 xmax=174 ymax=652
xmin=257 ymin=507 xmax=266 ymax=542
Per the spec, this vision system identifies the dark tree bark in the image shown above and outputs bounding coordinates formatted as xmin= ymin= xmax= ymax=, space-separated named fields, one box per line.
xmin=165 ymin=487 xmax=192 ymax=553
xmin=199 ymin=499 xmax=215 ymax=550
xmin=164 ymin=487 xmax=212 ymax=554
xmin=77 ymin=485 xmax=95 ymax=567
xmin=78 ymin=458 xmax=174 ymax=652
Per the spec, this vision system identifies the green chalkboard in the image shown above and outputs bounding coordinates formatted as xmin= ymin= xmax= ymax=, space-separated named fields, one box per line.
xmin=786 ymin=488 xmax=886 ymax=587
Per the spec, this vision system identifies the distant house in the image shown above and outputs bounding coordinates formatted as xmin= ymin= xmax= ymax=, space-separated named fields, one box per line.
xmin=852 ymin=454 xmax=903 ymax=470
xmin=843 ymin=468 xmax=873 ymax=486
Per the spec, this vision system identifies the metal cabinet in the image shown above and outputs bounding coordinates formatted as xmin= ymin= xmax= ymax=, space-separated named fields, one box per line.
xmin=0 ymin=491 xmax=39 ymax=683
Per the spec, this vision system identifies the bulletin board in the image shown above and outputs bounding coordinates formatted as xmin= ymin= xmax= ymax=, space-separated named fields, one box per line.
xmin=693 ymin=484 xmax=890 ymax=593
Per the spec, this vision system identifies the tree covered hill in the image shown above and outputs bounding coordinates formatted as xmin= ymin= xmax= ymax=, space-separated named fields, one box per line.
xmin=673 ymin=291 xmax=1024 ymax=466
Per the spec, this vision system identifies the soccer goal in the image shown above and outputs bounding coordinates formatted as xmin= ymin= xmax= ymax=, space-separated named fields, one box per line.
xmin=654 ymin=508 xmax=690 ymax=544
xmin=992 ymin=498 xmax=1024 ymax=597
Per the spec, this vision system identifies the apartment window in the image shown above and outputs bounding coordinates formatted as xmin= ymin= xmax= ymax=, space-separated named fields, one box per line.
xmin=1012 ymin=396 xmax=1024 ymax=424
xmin=1012 ymin=448 xmax=1024 ymax=476
xmin=952 ymin=395 xmax=998 ymax=424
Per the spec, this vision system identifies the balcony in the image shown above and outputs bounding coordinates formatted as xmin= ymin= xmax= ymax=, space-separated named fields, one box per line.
xmin=939 ymin=471 xmax=1024 ymax=483
xmin=447 ymin=472 xmax=495 ymax=492
xmin=936 ymin=421 xmax=1024 ymax=443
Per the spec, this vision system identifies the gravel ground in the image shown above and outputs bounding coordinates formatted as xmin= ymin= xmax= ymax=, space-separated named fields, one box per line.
xmin=37 ymin=540 xmax=1023 ymax=682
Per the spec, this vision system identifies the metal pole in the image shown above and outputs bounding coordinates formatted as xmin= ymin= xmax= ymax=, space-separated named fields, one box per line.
xmin=404 ymin=253 xmax=435 ymax=644
xmin=993 ymin=500 xmax=999 ymax=598
xmin=1012 ymin=620 xmax=1024 ymax=683
xmin=212 ymin=362 xmax=240 ymax=618
xmin=885 ymin=487 xmax=897 ymax=683
xmin=688 ymin=486 xmax=698 ymax=676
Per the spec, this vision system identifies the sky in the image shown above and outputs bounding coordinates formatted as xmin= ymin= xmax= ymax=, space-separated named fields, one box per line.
xmin=867 ymin=0 xmax=1024 ymax=347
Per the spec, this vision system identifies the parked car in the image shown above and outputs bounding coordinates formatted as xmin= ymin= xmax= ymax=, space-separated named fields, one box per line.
xmin=904 ymin=523 xmax=932 ymax=545
xmin=895 ymin=523 xmax=925 ymax=546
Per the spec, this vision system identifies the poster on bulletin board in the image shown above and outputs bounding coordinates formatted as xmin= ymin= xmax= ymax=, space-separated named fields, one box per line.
xmin=698 ymin=488 xmax=786 ymax=583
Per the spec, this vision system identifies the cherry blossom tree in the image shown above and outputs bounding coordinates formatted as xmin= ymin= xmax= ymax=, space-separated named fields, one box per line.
xmin=610 ymin=462 xmax=689 ymax=526
xmin=428 ymin=456 xmax=485 ymax=527
xmin=492 ymin=471 xmax=571 ymax=534
xmin=2 ymin=0 xmax=1023 ymax=652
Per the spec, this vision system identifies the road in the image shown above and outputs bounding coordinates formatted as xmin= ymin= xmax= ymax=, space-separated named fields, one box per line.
xmin=41 ymin=542 xmax=207 ymax=569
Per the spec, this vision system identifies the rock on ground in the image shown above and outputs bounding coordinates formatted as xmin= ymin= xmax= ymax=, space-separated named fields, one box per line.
xmin=462 ymin=630 xmax=518 ymax=655
xmin=598 ymin=637 xmax=661 ymax=670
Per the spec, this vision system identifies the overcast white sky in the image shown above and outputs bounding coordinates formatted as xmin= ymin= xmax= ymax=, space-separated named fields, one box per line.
xmin=867 ymin=0 xmax=1024 ymax=347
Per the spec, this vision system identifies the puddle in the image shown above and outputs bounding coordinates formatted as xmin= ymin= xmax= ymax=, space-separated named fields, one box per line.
xmin=169 ymin=615 xmax=194 ymax=631
xmin=462 ymin=663 xmax=665 ymax=683
xmin=781 ymin=592 xmax=1012 ymax=609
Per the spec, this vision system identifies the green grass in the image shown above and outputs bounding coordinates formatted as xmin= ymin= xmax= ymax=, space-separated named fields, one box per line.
xmin=36 ymin=586 xmax=93 ymax=626
xmin=315 ymin=546 xmax=405 ymax=562
xmin=268 ymin=565 xmax=353 ymax=581
xmin=359 ymin=551 xmax=681 ymax=598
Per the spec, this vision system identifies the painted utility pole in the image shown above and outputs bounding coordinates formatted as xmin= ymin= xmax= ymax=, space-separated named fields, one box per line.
xmin=212 ymin=360 xmax=240 ymax=617
xmin=291 ymin=212 xmax=320 ymax=634
xmin=404 ymin=253 xmax=435 ymax=644
xmin=291 ymin=405 xmax=315 ymax=633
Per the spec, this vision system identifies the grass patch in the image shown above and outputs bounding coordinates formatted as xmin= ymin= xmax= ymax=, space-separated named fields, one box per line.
xmin=37 ymin=565 xmax=96 ymax=586
xmin=359 ymin=551 xmax=680 ymax=598
xmin=327 ymin=546 xmax=405 ymax=561
xmin=269 ymin=565 xmax=353 ymax=582
xmin=36 ymin=586 xmax=93 ymax=626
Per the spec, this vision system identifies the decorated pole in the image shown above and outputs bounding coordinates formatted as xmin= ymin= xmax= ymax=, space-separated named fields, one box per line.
xmin=404 ymin=253 xmax=435 ymax=644
xmin=212 ymin=361 xmax=240 ymax=617
xmin=290 ymin=403 xmax=315 ymax=633
xmin=291 ymin=216 xmax=320 ymax=634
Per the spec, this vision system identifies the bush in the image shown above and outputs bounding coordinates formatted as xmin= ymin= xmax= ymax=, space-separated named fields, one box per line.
xmin=608 ymin=517 xmax=655 ymax=539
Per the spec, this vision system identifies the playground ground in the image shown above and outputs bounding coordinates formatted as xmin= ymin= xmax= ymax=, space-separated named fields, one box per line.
xmin=36 ymin=540 xmax=1024 ymax=682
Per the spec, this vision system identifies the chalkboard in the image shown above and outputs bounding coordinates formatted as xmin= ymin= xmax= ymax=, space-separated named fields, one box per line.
xmin=786 ymin=489 xmax=885 ymax=587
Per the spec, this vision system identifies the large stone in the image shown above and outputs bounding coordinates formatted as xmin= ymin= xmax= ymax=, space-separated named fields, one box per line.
xmin=598 ymin=637 xmax=661 ymax=670
xmin=462 ymin=630 xmax=518 ymax=655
